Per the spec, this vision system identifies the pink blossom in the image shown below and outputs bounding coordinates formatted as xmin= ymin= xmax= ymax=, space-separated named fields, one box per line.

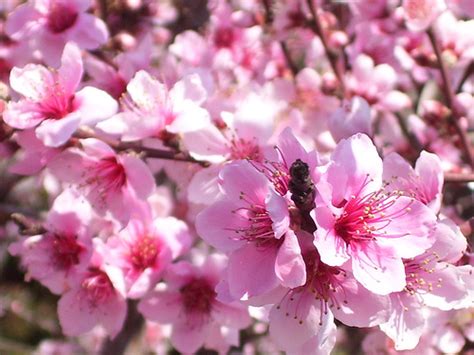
xmin=268 ymin=240 xmax=389 ymax=354
xmin=314 ymin=134 xmax=437 ymax=294
xmin=383 ymin=150 xmax=444 ymax=213
xmin=347 ymin=54 xmax=411 ymax=112
xmin=105 ymin=203 xmax=191 ymax=298
xmin=328 ymin=96 xmax=373 ymax=142
xmin=3 ymin=43 xmax=118 ymax=147
xmin=380 ymin=218 xmax=471 ymax=350
xmin=9 ymin=190 xmax=92 ymax=294
xmin=138 ymin=255 xmax=251 ymax=354
xmin=196 ymin=159 xmax=305 ymax=300
xmin=6 ymin=0 xmax=108 ymax=66
xmin=403 ymin=0 xmax=447 ymax=32
xmin=57 ymin=240 xmax=127 ymax=337
xmin=48 ymin=138 xmax=155 ymax=225
xmin=97 ymin=70 xmax=210 ymax=141
xmin=9 ymin=129 xmax=60 ymax=175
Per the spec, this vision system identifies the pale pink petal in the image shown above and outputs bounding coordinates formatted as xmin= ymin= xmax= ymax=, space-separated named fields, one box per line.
xmin=195 ymin=200 xmax=246 ymax=252
xmin=75 ymin=87 xmax=118 ymax=125
xmin=314 ymin=207 xmax=350 ymax=266
xmin=5 ymin=4 xmax=41 ymax=40
xmin=212 ymin=302 xmax=251 ymax=328
xmin=375 ymin=198 xmax=436 ymax=259
xmin=153 ymin=217 xmax=191 ymax=259
xmin=330 ymin=133 xmax=382 ymax=200
xmin=35 ymin=114 xmax=81 ymax=147
xmin=70 ymin=14 xmax=108 ymax=49
xmin=58 ymin=289 xmax=97 ymax=336
xmin=138 ymin=292 xmax=183 ymax=323
xmin=329 ymin=96 xmax=372 ymax=142
xmin=182 ymin=126 xmax=229 ymax=163
xmin=171 ymin=321 xmax=211 ymax=354
xmin=227 ymin=243 xmax=279 ymax=300
xmin=98 ymin=294 xmax=127 ymax=338
xmin=10 ymin=64 xmax=54 ymax=101
xmin=331 ymin=276 xmax=389 ymax=327
xmin=266 ymin=190 xmax=290 ymax=239
xmin=58 ymin=42 xmax=83 ymax=96
xmin=435 ymin=324 xmax=465 ymax=354
xmin=414 ymin=151 xmax=443 ymax=211
xmin=3 ymin=100 xmax=45 ymax=129
xmin=380 ymin=91 xmax=411 ymax=111
xmin=170 ymin=73 xmax=207 ymax=104
xmin=188 ymin=166 xmax=224 ymax=205
xmin=421 ymin=263 xmax=468 ymax=310
xmin=269 ymin=292 xmax=325 ymax=352
xmin=275 ymin=231 xmax=306 ymax=289
xmin=121 ymin=155 xmax=155 ymax=199
xmin=380 ymin=293 xmax=426 ymax=350
xmin=219 ymin=160 xmax=269 ymax=202
xmin=429 ymin=219 xmax=467 ymax=263
xmin=351 ymin=241 xmax=406 ymax=295
xmin=166 ymin=102 xmax=210 ymax=134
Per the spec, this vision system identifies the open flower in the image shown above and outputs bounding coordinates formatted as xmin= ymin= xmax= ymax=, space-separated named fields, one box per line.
xmin=314 ymin=134 xmax=437 ymax=294
xmin=97 ymin=70 xmax=210 ymax=141
xmin=380 ymin=218 xmax=472 ymax=350
xmin=197 ymin=160 xmax=306 ymax=300
xmin=138 ymin=255 xmax=251 ymax=354
xmin=6 ymin=0 xmax=108 ymax=66
xmin=105 ymin=203 xmax=191 ymax=299
xmin=268 ymin=237 xmax=389 ymax=354
xmin=3 ymin=43 xmax=118 ymax=147
xmin=48 ymin=138 xmax=155 ymax=225
xmin=9 ymin=190 xmax=92 ymax=294
xmin=57 ymin=240 xmax=127 ymax=338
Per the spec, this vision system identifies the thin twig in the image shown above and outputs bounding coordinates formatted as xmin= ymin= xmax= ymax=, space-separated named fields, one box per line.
xmin=74 ymin=130 xmax=209 ymax=167
xmin=10 ymin=213 xmax=46 ymax=235
xmin=456 ymin=60 xmax=474 ymax=93
xmin=427 ymin=28 xmax=474 ymax=169
xmin=306 ymin=0 xmax=345 ymax=93
xmin=280 ymin=41 xmax=299 ymax=77
xmin=444 ymin=172 xmax=474 ymax=183
xmin=395 ymin=112 xmax=424 ymax=153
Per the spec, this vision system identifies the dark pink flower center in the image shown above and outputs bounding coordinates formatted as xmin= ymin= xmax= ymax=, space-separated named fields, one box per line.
xmin=214 ymin=27 xmax=235 ymax=48
xmin=229 ymin=195 xmax=277 ymax=246
xmin=180 ymin=278 xmax=216 ymax=314
xmin=86 ymin=156 xmax=127 ymax=194
xmin=38 ymin=92 xmax=75 ymax=120
xmin=249 ymin=146 xmax=291 ymax=196
xmin=276 ymin=250 xmax=348 ymax=325
xmin=81 ymin=268 xmax=114 ymax=305
xmin=47 ymin=2 xmax=79 ymax=33
xmin=51 ymin=233 xmax=84 ymax=270
xmin=229 ymin=137 xmax=261 ymax=161
xmin=334 ymin=180 xmax=412 ymax=244
xmin=130 ymin=235 xmax=159 ymax=270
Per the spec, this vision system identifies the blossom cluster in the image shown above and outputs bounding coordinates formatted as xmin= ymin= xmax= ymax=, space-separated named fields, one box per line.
xmin=0 ymin=0 xmax=473 ymax=354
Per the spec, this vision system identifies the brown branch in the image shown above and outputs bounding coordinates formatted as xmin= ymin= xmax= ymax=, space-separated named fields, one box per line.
xmin=262 ymin=0 xmax=273 ymax=24
xmin=460 ymin=218 xmax=474 ymax=239
xmin=444 ymin=172 xmax=474 ymax=183
xmin=280 ymin=41 xmax=299 ymax=77
xmin=74 ymin=130 xmax=210 ymax=167
xmin=456 ymin=60 xmax=474 ymax=93
xmin=10 ymin=213 xmax=46 ymax=235
xmin=427 ymin=28 xmax=474 ymax=170
xmin=100 ymin=300 xmax=144 ymax=355
xmin=395 ymin=113 xmax=424 ymax=154
xmin=306 ymin=0 xmax=345 ymax=94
